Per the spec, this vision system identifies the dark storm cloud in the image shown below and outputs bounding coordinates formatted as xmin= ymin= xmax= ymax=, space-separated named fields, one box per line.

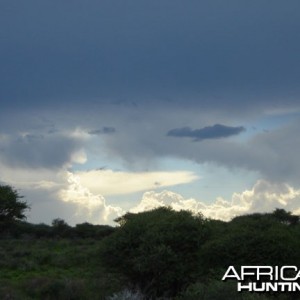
xmin=167 ymin=124 xmax=245 ymax=141
xmin=0 ymin=0 xmax=300 ymax=112
xmin=0 ymin=132 xmax=84 ymax=169
xmin=88 ymin=127 xmax=116 ymax=135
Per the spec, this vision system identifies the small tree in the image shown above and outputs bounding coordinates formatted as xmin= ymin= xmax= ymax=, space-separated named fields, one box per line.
xmin=272 ymin=208 xmax=299 ymax=225
xmin=51 ymin=218 xmax=72 ymax=237
xmin=0 ymin=184 xmax=29 ymax=224
xmin=101 ymin=207 xmax=208 ymax=298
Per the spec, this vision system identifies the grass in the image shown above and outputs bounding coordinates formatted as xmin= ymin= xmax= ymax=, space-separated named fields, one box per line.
xmin=0 ymin=238 xmax=125 ymax=300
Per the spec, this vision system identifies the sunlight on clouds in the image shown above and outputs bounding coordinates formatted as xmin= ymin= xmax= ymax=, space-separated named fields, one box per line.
xmin=73 ymin=169 xmax=199 ymax=196
xmin=2 ymin=161 xmax=300 ymax=225
xmin=60 ymin=173 xmax=124 ymax=223
xmin=0 ymin=162 xmax=63 ymax=190
xmin=70 ymin=149 xmax=87 ymax=165
xmin=131 ymin=180 xmax=300 ymax=221
xmin=0 ymin=165 xmax=123 ymax=225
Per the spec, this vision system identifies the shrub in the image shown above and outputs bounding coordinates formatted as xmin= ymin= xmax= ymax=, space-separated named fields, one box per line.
xmin=101 ymin=207 xmax=208 ymax=298
xmin=74 ymin=223 xmax=115 ymax=239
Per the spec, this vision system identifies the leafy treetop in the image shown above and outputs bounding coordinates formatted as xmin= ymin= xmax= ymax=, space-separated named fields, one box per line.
xmin=0 ymin=184 xmax=29 ymax=223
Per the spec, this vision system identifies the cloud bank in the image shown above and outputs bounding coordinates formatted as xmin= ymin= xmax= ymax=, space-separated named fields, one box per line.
xmin=2 ymin=156 xmax=299 ymax=225
xmin=131 ymin=180 xmax=300 ymax=221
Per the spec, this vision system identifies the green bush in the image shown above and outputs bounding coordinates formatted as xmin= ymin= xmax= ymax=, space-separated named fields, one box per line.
xmin=101 ymin=207 xmax=208 ymax=298
xmin=199 ymin=213 xmax=300 ymax=274
xmin=74 ymin=223 xmax=115 ymax=239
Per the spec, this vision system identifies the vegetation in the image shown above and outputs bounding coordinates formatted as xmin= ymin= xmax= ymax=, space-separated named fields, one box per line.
xmin=101 ymin=208 xmax=300 ymax=299
xmin=0 ymin=185 xmax=29 ymax=235
xmin=101 ymin=208 xmax=208 ymax=298
xmin=0 ymin=238 xmax=125 ymax=299
xmin=1 ymin=184 xmax=300 ymax=299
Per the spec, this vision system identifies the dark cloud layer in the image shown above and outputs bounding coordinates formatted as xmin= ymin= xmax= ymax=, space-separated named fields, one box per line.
xmin=167 ymin=124 xmax=245 ymax=141
xmin=1 ymin=0 xmax=300 ymax=113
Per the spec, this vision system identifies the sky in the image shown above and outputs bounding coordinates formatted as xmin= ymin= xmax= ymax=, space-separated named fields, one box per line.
xmin=1 ymin=0 xmax=300 ymax=225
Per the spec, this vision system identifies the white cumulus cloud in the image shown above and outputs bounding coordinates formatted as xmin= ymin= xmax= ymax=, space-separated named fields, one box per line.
xmin=131 ymin=180 xmax=300 ymax=221
xmin=59 ymin=172 xmax=124 ymax=224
